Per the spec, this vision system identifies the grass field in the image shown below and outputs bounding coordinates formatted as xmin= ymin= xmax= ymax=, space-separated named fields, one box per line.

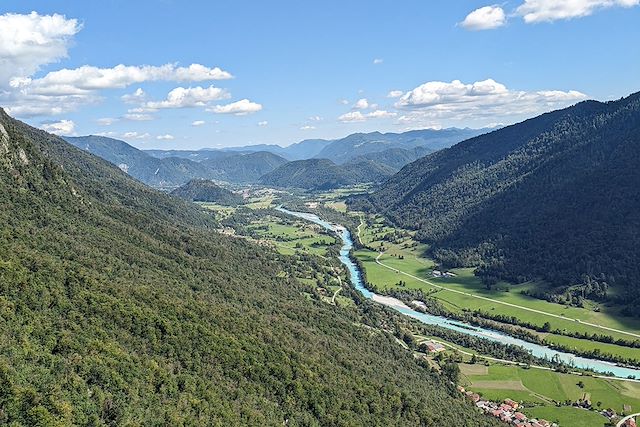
xmin=248 ymin=218 xmax=337 ymax=257
xmin=460 ymin=363 xmax=640 ymax=427
xmin=352 ymin=213 xmax=640 ymax=350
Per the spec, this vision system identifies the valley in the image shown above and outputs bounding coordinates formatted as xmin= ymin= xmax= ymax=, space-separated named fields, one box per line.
xmin=194 ymin=182 xmax=639 ymax=427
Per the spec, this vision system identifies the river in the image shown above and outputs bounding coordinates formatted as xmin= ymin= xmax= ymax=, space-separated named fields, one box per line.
xmin=277 ymin=207 xmax=640 ymax=380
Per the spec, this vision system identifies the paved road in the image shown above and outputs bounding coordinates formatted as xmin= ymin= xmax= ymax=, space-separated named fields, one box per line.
xmin=617 ymin=413 xmax=639 ymax=427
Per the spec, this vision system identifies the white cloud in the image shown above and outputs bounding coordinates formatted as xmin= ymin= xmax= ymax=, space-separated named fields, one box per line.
xmin=353 ymin=98 xmax=369 ymax=109
xmin=367 ymin=110 xmax=397 ymax=119
xmin=387 ymin=90 xmax=404 ymax=98
xmin=123 ymin=113 xmax=154 ymax=121
xmin=394 ymin=78 xmax=586 ymax=127
xmin=300 ymin=125 xmax=316 ymax=130
xmin=123 ymin=131 xmax=151 ymax=140
xmin=13 ymin=63 xmax=233 ymax=95
xmin=97 ymin=117 xmax=117 ymax=126
xmin=309 ymin=115 xmax=323 ymax=121
xmin=258 ymin=120 xmax=268 ymax=126
xmin=121 ymin=88 xmax=147 ymax=103
xmin=145 ymin=85 xmax=229 ymax=109
xmin=339 ymin=99 xmax=350 ymax=105
xmin=339 ymin=110 xmax=397 ymax=123
xmin=156 ymin=134 xmax=174 ymax=140
xmin=517 ymin=0 xmax=639 ymax=22
xmin=192 ymin=120 xmax=206 ymax=126
xmin=339 ymin=111 xmax=366 ymax=122
xmin=0 ymin=12 xmax=81 ymax=87
xmin=41 ymin=119 xmax=75 ymax=135
xmin=373 ymin=58 xmax=384 ymax=64
xmin=208 ymin=99 xmax=263 ymax=115
xmin=461 ymin=5 xmax=507 ymax=30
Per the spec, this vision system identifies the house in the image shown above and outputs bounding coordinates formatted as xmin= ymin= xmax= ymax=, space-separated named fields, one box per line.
xmin=505 ymin=398 xmax=519 ymax=409
xmin=424 ymin=341 xmax=446 ymax=353
xmin=514 ymin=412 xmax=527 ymax=421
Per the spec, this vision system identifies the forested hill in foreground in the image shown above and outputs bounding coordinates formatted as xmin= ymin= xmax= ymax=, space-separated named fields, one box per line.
xmin=352 ymin=92 xmax=640 ymax=315
xmin=0 ymin=109 xmax=498 ymax=426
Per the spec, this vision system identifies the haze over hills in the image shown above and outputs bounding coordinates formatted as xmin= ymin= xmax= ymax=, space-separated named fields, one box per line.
xmin=352 ymin=92 xmax=640 ymax=315
xmin=259 ymin=158 xmax=395 ymax=190
xmin=313 ymin=128 xmax=491 ymax=164
xmin=0 ymin=109 xmax=500 ymax=426
xmin=65 ymin=128 xmax=490 ymax=189
xmin=66 ymin=135 xmax=288 ymax=187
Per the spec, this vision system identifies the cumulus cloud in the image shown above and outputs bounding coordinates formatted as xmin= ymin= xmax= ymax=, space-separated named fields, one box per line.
xmin=208 ymin=99 xmax=263 ymax=115
xmin=516 ymin=0 xmax=639 ymax=22
xmin=258 ymin=121 xmax=268 ymax=126
xmin=373 ymin=58 xmax=384 ymax=64
xmin=156 ymin=134 xmax=174 ymax=140
xmin=339 ymin=110 xmax=397 ymax=122
xmin=394 ymin=78 xmax=587 ymax=127
xmin=144 ymin=85 xmax=229 ymax=109
xmin=387 ymin=90 xmax=404 ymax=98
xmin=300 ymin=125 xmax=315 ymax=130
xmin=460 ymin=5 xmax=506 ymax=30
xmin=12 ymin=63 xmax=232 ymax=96
xmin=192 ymin=120 xmax=206 ymax=126
xmin=0 ymin=12 xmax=81 ymax=87
xmin=41 ymin=119 xmax=75 ymax=135
xmin=353 ymin=98 xmax=369 ymax=109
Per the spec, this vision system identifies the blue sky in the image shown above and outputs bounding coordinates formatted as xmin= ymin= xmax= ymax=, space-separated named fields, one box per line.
xmin=1 ymin=0 xmax=639 ymax=149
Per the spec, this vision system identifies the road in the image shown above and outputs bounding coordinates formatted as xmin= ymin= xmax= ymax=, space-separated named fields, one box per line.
xmin=617 ymin=413 xmax=639 ymax=427
xmin=357 ymin=215 xmax=640 ymax=339
xmin=373 ymin=251 xmax=640 ymax=339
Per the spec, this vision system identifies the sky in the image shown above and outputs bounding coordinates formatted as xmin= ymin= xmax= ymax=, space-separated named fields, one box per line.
xmin=1 ymin=0 xmax=639 ymax=149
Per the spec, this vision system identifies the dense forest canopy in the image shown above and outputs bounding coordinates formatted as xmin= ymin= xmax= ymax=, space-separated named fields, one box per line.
xmin=352 ymin=92 xmax=640 ymax=315
xmin=0 ymin=109 xmax=498 ymax=426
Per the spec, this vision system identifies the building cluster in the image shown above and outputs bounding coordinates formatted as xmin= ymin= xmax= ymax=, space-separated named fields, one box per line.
xmin=459 ymin=388 xmax=557 ymax=427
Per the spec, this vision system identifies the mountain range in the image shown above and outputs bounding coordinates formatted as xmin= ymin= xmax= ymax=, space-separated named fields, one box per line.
xmin=352 ymin=92 xmax=640 ymax=315
xmin=66 ymin=128 xmax=488 ymax=189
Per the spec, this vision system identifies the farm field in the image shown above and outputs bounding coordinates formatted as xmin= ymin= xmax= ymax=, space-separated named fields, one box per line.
xmin=247 ymin=218 xmax=337 ymax=257
xmin=354 ymin=214 xmax=640 ymax=337
xmin=460 ymin=363 xmax=640 ymax=427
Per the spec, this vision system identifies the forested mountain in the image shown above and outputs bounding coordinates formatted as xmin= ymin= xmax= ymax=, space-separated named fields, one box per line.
xmin=348 ymin=146 xmax=434 ymax=170
xmin=259 ymin=158 xmax=394 ymax=190
xmin=314 ymin=128 xmax=489 ymax=164
xmin=0 ymin=109 xmax=498 ymax=426
xmin=145 ymin=148 xmax=244 ymax=161
xmin=353 ymin=93 xmax=640 ymax=315
xmin=65 ymin=135 xmax=212 ymax=187
xmin=170 ymin=179 xmax=243 ymax=205
xmin=200 ymin=151 xmax=288 ymax=183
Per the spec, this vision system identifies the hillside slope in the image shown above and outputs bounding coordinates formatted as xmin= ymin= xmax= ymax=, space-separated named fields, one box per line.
xmin=200 ymin=151 xmax=288 ymax=183
xmin=355 ymin=93 xmax=640 ymax=313
xmin=170 ymin=179 xmax=243 ymax=205
xmin=0 ymin=109 xmax=497 ymax=426
xmin=65 ymin=135 xmax=212 ymax=187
